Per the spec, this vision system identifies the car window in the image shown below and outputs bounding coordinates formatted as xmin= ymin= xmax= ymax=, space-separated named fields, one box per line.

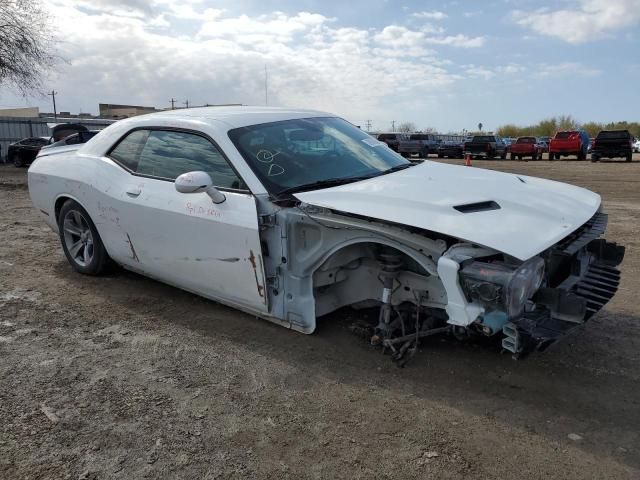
xmin=597 ymin=131 xmax=630 ymax=140
xmin=134 ymin=130 xmax=245 ymax=190
xmin=110 ymin=129 xmax=149 ymax=171
xmin=65 ymin=134 xmax=81 ymax=145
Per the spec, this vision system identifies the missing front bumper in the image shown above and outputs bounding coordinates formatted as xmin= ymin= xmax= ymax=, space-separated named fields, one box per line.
xmin=502 ymin=239 xmax=624 ymax=357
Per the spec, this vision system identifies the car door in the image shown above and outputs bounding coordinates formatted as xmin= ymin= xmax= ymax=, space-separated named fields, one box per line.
xmin=106 ymin=127 xmax=269 ymax=314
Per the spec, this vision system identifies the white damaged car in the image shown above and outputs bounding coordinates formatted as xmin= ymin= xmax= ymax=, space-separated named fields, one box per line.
xmin=28 ymin=107 xmax=625 ymax=362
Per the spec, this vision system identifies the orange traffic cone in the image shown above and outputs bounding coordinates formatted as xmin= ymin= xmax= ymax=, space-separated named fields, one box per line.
xmin=464 ymin=153 xmax=472 ymax=166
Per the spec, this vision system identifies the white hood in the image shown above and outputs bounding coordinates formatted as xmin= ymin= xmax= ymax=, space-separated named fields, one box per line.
xmin=294 ymin=161 xmax=601 ymax=260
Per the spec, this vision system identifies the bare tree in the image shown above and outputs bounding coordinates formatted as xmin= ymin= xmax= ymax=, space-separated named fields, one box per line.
xmin=396 ymin=122 xmax=416 ymax=133
xmin=0 ymin=0 xmax=57 ymax=95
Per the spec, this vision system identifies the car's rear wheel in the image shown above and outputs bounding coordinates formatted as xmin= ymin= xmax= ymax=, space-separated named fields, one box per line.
xmin=627 ymin=154 xmax=633 ymax=162
xmin=58 ymin=200 xmax=109 ymax=275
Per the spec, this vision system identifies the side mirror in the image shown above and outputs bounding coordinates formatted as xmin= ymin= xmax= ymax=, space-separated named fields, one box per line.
xmin=174 ymin=171 xmax=226 ymax=204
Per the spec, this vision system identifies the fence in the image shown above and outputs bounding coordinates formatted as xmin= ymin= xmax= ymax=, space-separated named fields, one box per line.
xmin=0 ymin=116 xmax=117 ymax=163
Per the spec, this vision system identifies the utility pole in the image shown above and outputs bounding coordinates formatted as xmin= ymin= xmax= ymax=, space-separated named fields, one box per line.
xmin=264 ymin=64 xmax=268 ymax=106
xmin=183 ymin=100 xmax=189 ymax=109
xmin=391 ymin=120 xmax=396 ymax=132
xmin=365 ymin=119 xmax=372 ymax=132
xmin=170 ymin=98 xmax=176 ymax=109
xmin=48 ymin=90 xmax=58 ymax=121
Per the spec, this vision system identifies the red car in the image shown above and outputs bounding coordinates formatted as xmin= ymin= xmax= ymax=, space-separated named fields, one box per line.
xmin=549 ymin=130 xmax=590 ymax=160
xmin=509 ymin=136 xmax=542 ymax=160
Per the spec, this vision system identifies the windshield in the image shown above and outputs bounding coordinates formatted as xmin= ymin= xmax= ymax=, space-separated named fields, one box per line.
xmin=597 ymin=130 xmax=630 ymax=139
xmin=555 ymin=131 xmax=577 ymax=139
xmin=228 ymin=117 xmax=409 ymax=195
xmin=516 ymin=137 xmax=536 ymax=143
xmin=471 ymin=136 xmax=496 ymax=142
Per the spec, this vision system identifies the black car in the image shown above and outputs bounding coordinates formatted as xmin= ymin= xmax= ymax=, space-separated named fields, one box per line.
xmin=40 ymin=130 xmax=99 ymax=151
xmin=437 ymin=141 xmax=464 ymax=159
xmin=7 ymin=137 xmax=50 ymax=167
xmin=591 ymin=130 xmax=634 ymax=162
xmin=9 ymin=123 xmax=91 ymax=167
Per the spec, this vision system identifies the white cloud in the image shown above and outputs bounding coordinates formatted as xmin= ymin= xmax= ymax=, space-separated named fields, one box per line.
xmin=424 ymin=34 xmax=486 ymax=48
xmin=512 ymin=0 xmax=640 ymax=44
xmin=534 ymin=62 xmax=602 ymax=78
xmin=34 ymin=2 xmax=475 ymax=122
xmin=411 ymin=10 xmax=448 ymax=20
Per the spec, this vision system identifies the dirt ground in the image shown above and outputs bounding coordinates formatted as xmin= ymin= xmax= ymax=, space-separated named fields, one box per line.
xmin=1 ymin=156 xmax=639 ymax=479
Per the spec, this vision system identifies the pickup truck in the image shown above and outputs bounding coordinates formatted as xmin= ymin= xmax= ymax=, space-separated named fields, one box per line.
xmin=591 ymin=130 xmax=634 ymax=162
xmin=377 ymin=133 xmax=405 ymax=152
xmin=509 ymin=136 xmax=543 ymax=160
xmin=398 ymin=133 xmax=439 ymax=158
xmin=549 ymin=130 xmax=590 ymax=160
xmin=463 ymin=135 xmax=507 ymax=159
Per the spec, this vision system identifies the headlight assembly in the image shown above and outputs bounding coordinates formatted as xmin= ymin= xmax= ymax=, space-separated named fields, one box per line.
xmin=460 ymin=257 xmax=545 ymax=318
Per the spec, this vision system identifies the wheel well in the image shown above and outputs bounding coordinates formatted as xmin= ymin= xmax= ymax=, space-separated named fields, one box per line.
xmin=312 ymin=242 xmax=444 ymax=318
xmin=54 ymin=196 xmax=73 ymax=222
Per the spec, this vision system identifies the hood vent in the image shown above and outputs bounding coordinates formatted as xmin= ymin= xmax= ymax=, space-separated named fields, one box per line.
xmin=454 ymin=201 xmax=501 ymax=213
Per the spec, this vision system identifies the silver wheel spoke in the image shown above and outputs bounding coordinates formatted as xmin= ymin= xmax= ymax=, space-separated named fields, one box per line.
xmin=72 ymin=211 xmax=83 ymax=227
xmin=69 ymin=239 xmax=83 ymax=258
xmin=83 ymin=244 xmax=91 ymax=264
xmin=63 ymin=220 xmax=83 ymax=237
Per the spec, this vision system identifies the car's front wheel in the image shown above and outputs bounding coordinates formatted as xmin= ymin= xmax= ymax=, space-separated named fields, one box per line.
xmin=58 ymin=200 xmax=109 ymax=275
xmin=11 ymin=152 xmax=24 ymax=168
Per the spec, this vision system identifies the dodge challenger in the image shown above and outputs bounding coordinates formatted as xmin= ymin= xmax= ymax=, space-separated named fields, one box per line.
xmin=27 ymin=107 xmax=625 ymax=363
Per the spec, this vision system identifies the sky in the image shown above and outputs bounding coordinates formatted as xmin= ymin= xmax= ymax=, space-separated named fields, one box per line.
xmin=1 ymin=0 xmax=639 ymax=132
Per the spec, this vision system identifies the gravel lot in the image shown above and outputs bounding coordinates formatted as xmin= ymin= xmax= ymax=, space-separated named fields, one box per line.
xmin=1 ymin=157 xmax=639 ymax=479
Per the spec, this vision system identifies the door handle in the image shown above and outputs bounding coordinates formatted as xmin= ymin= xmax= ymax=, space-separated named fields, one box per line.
xmin=126 ymin=187 xmax=142 ymax=197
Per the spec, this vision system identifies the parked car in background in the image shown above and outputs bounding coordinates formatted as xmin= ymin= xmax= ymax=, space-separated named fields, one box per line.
xmin=463 ymin=135 xmax=508 ymax=159
xmin=40 ymin=130 xmax=100 ymax=153
xmin=536 ymin=137 xmax=549 ymax=153
xmin=8 ymin=137 xmax=50 ymax=167
xmin=587 ymin=138 xmax=595 ymax=153
xmin=398 ymin=133 xmax=439 ymax=158
xmin=27 ymin=106 xmax=624 ymax=359
xmin=549 ymin=130 xmax=590 ymax=160
xmin=509 ymin=136 xmax=543 ymax=160
xmin=591 ymin=130 xmax=634 ymax=162
xmin=502 ymin=137 xmax=514 ymax=153
xmin=377 ymin=133 xmax=404 ymax=152
xmin=633 ymin=139 xmax=640 ymax=153
xmin=437 ymin=140 xmax=464 ymax=158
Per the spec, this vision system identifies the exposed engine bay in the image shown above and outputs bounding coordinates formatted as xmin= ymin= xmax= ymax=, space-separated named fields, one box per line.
xmin=258 ymin=201 xmax=625 ymax=366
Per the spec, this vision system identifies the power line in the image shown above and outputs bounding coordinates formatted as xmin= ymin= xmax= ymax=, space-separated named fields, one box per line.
xmin=170 ymin=98 xmax=176 ymax=109
xmin=365 ymin=119 xmax=372 ymax=131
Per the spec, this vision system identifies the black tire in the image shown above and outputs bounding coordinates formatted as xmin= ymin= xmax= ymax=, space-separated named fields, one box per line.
xmin=12 ymin=152 xmax=24 ymax=168
xmin=437 ymin=153 xmax=443 ymax=158
xmin=58 ymin=200 xmax=110 ymax=275
xmin=591 ymin=155 xmax=599 ymax=163
xmin=510 ymin=153 xmax=515 ymax=160
xmin=627 ymin=154 xmax=632 ymax=162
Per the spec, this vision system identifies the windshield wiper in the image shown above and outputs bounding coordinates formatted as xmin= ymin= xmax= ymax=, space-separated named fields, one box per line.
xmin=274 ymin=163 xmax=415 ymax=198
xmin=380 ymin=163 xmax=414 ymax=174
xmin=276 ymin=175 xmax=374 ymax=197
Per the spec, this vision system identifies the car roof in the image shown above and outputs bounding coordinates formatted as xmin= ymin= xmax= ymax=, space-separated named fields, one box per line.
xmin=132 ymin=106 xmax=333 ymax=129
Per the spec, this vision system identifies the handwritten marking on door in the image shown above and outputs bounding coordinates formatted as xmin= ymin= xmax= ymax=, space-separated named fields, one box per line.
xmin=186 ymin=202 xmax=222 ymax=217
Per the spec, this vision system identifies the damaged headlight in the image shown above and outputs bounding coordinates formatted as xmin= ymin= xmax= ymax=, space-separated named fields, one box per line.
xmin=460 ymin=257 xmax=545 ymax=318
